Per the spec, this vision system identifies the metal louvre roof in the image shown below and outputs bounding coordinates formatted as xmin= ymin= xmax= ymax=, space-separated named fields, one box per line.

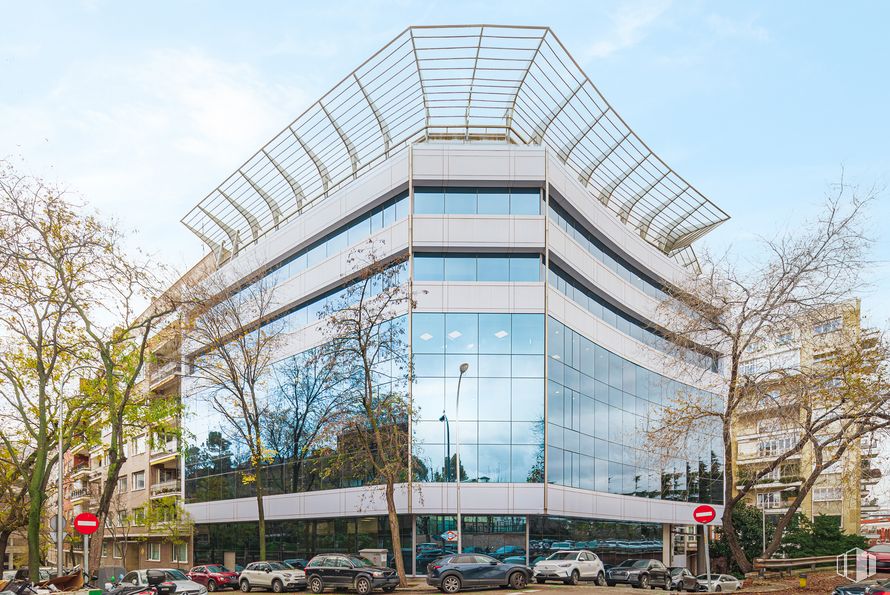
xmin=182 ymin=25 xmax=729 ymax=267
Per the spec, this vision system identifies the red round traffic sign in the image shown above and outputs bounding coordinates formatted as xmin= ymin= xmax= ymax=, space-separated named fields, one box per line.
xmin=693 ymin=504 xmax=717 ymax=524
xmin=74 ymin=512 xmax=100 ymax=535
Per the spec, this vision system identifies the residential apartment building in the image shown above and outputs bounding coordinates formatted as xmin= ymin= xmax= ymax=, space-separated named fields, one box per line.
xmin=62 ymin=317 xmax=191 ymax=570
xmin=169 ymin=25 xmax=728 ymax=574
xmin=733 ymin=300 xmax=882 ymax=534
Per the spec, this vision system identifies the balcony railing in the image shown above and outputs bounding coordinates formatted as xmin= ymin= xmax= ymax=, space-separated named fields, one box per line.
xmin=150 ymin=440 xmax=179 ymax=458
xmin=149 ymin=361 xmax=181 ymax=388
xmin=150 ymin=479 xmax=181 ymax=497
xmin=70 ymin=487 xmax=90 ymax=500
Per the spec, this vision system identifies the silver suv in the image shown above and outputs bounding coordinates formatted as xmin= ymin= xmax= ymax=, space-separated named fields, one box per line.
xmin=239 ymin=561 xmax=307 ymax=593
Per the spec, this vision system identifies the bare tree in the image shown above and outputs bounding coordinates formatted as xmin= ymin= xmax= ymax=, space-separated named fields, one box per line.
xmin=319 ymin=241 xmax=414 ymax=586
xmin=186 ymin=271 xmax=284 ymax=560
xmin=646 ymin=181 xmax=889 ymax=571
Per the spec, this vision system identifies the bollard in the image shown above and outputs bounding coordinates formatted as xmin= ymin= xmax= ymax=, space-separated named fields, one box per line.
xmin=799 ymin=573 xmax=807 ymax=588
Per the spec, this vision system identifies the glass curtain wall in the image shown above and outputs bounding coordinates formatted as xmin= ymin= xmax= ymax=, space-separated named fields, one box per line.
xmin=411 ymin=313 xmax=545 ymax=484
xmin=546 ymin=317 xmax=723 ymax=504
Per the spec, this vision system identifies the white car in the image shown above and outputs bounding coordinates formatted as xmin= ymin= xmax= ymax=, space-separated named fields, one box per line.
xmin=533 ymin=550 xmax=606 ymax=585
xmin=696 ymin=574 xmax=741 ymax=592
xmin=239 ymin=561 xmax=307 ymax=592
xmin=123 ymin=569 xmax=208 ymax=595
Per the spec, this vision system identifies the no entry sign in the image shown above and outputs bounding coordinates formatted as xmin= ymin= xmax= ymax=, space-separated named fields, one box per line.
xmin=693 ymin=504 xmax=717 ymax=524
xmin=74 ymin=512 xmax=99 ymax=535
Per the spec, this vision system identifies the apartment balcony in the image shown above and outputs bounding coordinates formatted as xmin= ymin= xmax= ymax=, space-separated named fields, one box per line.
xmin=70 ymin=487 xmax=91 ymax=503
xmin=70 ymin=441 xmax=90 ymax=456
xmin=149 ymin=440 xmax=179 ymax=465
xmin=736 ymin=476 xmax=803 ymax=491
xmin=148 ymin=360 xmax=182 ymax=391
xmin=71 ymin=463 xmax=91 ymax=479
xmin=737 ymin=451 xmax=802 ymax=464
xmin=149 ymin=479 xmax=181 ymax=499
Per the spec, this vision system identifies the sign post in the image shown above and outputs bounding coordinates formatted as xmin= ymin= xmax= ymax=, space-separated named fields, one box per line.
xmin=692 ymin=505 xmax=716 ymax=592
xmin=74 ymin=512 xmax=99 ymax=583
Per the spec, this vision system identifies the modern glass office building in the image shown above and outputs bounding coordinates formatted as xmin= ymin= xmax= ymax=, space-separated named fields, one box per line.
xmin=180 ymin=25 xmax=728 ymax=573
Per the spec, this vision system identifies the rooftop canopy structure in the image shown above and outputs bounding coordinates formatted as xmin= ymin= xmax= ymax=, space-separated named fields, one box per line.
xmin=182 ymin=24 xmax=728 ymax=268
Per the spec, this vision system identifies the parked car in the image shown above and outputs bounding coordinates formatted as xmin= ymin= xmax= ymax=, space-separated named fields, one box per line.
xmin=417 ymin=549 xmax=450 ymax=568
xmin=426 ymin=553 xmax=531 ymax=593
xmin=284 ymin=560 xmax=309 ymax=571
xmin=189 ymin=565 xmax=241 ymax=591
xmin=122 ymin=569 xmax=208 ymax=595
xmin=239 ymin=561 xmax=306 ymax=593
xmin=668 ymin=567 xmax=698 ymax=592
xmin=605 ymin=559 xmax=670 ymax=589
xmin=695 ymin=574 xmax=741 ymax=592
xmin=864 ymin=581 xmax=890 ymax=595
xmin=869 ymin=545 xmax=890 ymax=573
xmin=533 ymin=550 xmax=606 ymax=585
xmin=304 ymin=554 xmax=398 ymax=594
xmin=834 ymin=579 xmax=889 ymax=595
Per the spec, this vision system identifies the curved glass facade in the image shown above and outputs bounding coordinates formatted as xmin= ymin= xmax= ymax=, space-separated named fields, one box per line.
xmin=546 ymin=317 xmax=723 ymax=504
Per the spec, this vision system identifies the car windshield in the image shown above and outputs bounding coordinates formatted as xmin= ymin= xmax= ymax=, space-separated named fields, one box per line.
xmin=165 ymin=570 xmax=188 ymax=580
xmin=670 ymin=569 xmax=683 ymax=575
xmin=631 ymin=561 xmax=650 ymax=569
xmin=350 ymin=557 xmax=375 ymax=568
xmin=870 ymin=545 xmax=890 ymax=553
xmin=206 ymin=566 xmax=228 ymax=573
xmin=547 ymin=552 xmax=578 ymax=561
xmin=616 ymin=560 xmax=638 ymax=568
xmin=268 ymin=563 xmax=288 ymax=571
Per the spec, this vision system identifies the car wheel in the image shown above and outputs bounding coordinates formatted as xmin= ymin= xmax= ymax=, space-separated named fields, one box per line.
xmin=509 ymin=572 xmax=528 ymax=590
xmin=355 ymin=577 xmax=372 ymax=595
xmin=565 ymin=570 xmax=580 ymax=586
xmin=715 ymin=587 xmax=721 ymax=593
xmin=207 ymin=581 xmax=218 ymax=593
xmin=309 ymin=577 xmax=324 ymax=594
xmin=639 ymin=575 xmax=649 ymax=589
xmin=596 ymin=573 xmax=607 ymax=587
xmin=272 ymin=579 xmax=284 ymax=594
xmin=240 ymin=581 xmax=251 ymax=593
xmin=441 ymin=575 xmax=461 ymax=594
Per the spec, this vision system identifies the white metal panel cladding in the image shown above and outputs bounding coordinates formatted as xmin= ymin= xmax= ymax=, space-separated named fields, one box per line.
xmin=182 ymin=25 xmax=728 ymax=266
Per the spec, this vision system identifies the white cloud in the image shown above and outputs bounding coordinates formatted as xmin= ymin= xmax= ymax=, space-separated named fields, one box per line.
xmin=0 ymin=47 xmax=310 ymax=268
xmin=585 ymin=0 xmax=672 ymax=60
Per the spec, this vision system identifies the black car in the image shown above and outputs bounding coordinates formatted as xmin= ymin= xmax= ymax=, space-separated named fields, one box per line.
xmin=836 ymin=580 xmax=890 ymax=595
xmin=606 ymin=559 xmax=670 ymax=589
xmin=668 ymin=567 xmax=698 ymax=592
xmin=426 ymin=553 xmax=532 ymax=593
xmin=284 ymin=560 xmax=309 ymax=571
xmin=304 ymin=554 xmax=399 ymax=595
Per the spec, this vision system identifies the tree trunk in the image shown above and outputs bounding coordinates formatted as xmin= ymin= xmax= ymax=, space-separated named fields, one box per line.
xmin=27 ymin=449 xmax=48 ymax=580
xmin=384 ymin=480 xmax=407 ymax=586
xmin=90 ymin=458 xmax=125 ymax=571
xmin=256 ymin=465 xmax=266 ymax=560
xmin=0 ymin=529 xmax=10 ymax=572
xmin=721 ymin=415 xmax=753 ymax=574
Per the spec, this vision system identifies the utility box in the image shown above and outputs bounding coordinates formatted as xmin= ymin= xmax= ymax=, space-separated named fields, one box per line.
xmin=360 ymin=549 xmax=389 ymax=568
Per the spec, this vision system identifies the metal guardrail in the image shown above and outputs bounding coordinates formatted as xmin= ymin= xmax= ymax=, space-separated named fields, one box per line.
xmin=753 ymin=555 xmax=837 ymax=570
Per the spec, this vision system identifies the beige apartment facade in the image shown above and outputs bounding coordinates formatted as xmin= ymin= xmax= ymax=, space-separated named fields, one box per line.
xmin=733 ymin=300 xmax=881 ymax=535
xmin=62 ymin=319 xmax=191 ymax=572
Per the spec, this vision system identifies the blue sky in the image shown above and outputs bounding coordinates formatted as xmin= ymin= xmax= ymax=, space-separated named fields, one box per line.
xmin=3 ymin=0 xmax=889 ymax=503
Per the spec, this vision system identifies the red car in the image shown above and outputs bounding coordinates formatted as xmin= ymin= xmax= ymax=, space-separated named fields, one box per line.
xmin=188 ymin=565 xmax=241 ymax=591
xmin=870 ymin=544 xmax=890 ymax=573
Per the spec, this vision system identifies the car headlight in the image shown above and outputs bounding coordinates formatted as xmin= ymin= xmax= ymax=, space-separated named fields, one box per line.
xmin=371 ymin=571 xmax=384 ymax=577
xmin=558 ymin=563 xmax=572 ymax=568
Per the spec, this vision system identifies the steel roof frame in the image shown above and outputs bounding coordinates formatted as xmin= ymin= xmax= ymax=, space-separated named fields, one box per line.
xmin=181 ymin=25 xmax=729 ymax=269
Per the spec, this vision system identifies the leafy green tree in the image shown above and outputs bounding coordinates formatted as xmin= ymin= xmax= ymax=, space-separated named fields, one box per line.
xmin=780 ymin=514 xmax=868 ymax=557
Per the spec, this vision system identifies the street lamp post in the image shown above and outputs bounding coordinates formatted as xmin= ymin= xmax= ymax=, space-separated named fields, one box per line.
xmin=455 ymin=362 xmax=468 ymax=554
xmin=439 ymin=413 xmax=451 ymax=483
